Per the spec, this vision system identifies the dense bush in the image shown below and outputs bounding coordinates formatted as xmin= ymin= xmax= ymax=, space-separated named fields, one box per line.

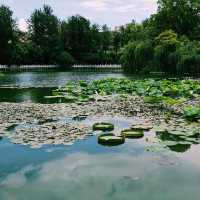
xmin=120 ymin=41 xmax=153 ymax=73
xmin=120 ymin=29 xmax=200 ymax=75
xmin=120 ymin=42 xmax=138 ymax=72
xmin=134 ymin=41 xmax=153 ymax=71
xmin=154 ymin=30 xmax=179 ymax=73
xmin=176 ymin=40 xmax=200 ymax=74
xmin=56 ymin=52 xmax=75 ymax=67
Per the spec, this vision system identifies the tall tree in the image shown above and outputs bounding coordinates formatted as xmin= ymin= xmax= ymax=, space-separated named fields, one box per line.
xmin=154 ymin=30 xmax=179 ymax=73
xmin=154 ymin=0 xmax=200 ymax=39
xmin=0 ymin=5 xmax=16 ymax=64
xmin=29 ymin=5 xmax=60 ymax=64
xmin=61 ymin=15 xmax=92 ymax=58
xmin=100 ymin=25 xmax=112 ymax=52
xmin=112 ymin=31 xmax=121 ymax=54
xmin=120 ymin=23 xmax=147 ymax=45
xmin=90 ymin=24 xmax=101 ymax=53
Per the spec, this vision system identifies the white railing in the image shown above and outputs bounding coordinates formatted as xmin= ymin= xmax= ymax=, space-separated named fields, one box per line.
xmin=73 ymin=64 xmax=121 ymax=68
xmin=0 ymin=65 xmax=7 ymax=69
xmin=0 ymin=65 xmax=59 ymax=70
xmin=0 ymin=64 xmax=122 ymax=71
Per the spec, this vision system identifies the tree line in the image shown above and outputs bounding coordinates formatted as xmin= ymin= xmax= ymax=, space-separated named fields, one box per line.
xmin=0 ymin=0 xmax=200 ymax=74
xmin=0 ymin=5 xmax=116 ymax=66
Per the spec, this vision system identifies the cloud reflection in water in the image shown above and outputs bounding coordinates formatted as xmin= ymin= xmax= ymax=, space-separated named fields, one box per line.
xmin=1 ymin=151 xmax=200 ymax=200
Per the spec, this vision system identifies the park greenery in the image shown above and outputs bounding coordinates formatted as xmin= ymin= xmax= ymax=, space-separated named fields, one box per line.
xmin=0 ymin=0 xmax=200 ymax=74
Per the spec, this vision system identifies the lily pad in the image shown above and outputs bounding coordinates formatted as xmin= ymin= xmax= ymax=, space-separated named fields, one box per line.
xmin=98 ymin=133 xmax=125 ymax=146
xmin=73 ymin=115 xmax=88 ymax=121
xmin=64 ymin=95 xmax=78 ymax=103
xmin=79 ymin=80 xmax=88 ymax=87
xmin=183 ymin=105 xmax=200 ymax=122
xmin=93 ymin=123 xmax=114 ymax=131
xmin=167 ymin=144 xmax=191 ymax=153
xmin=121 ymin=129 xmax=144 ymax=139
xmin=131 ymin=124 xmax=153 ymax=131
xmin=144 ymin=96 xmax=163 ymax=104
xmin=44 ymin=96 xmax=64 ymax=99
xmin=162 ymin=141 xmax=180 ymax=147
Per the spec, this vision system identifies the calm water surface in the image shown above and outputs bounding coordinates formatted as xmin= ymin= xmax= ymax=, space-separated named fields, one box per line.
xmin=0 ymin=71 xmax=127 ymax=103
xmin=0 ymin=71 xmax=200 ymax=200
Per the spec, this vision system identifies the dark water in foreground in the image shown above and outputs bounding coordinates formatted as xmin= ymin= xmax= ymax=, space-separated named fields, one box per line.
xmin=0 ymin=71 xmax=200 ymax=200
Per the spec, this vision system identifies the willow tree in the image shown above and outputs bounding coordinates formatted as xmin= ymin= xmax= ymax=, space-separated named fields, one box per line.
xmin=154 ymin=30 xmax=179 ymax=73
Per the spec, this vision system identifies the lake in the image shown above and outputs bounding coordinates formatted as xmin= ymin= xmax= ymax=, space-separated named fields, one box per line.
xmin=0 ymin=70 xmax=200 ymax=200
xmin=0 ymin=71 xmax=127 ymax=103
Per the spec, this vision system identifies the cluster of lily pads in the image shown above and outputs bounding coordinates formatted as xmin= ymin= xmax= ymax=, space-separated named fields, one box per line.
xmin=183 ymin=105 xmax=200 ymax=122
xmin=47 ymin=78 xmax=200 ymax=121
xmin=93 ymin=122 xmax=200 ymax=153
xmin=50 ymin=78 xmax=200 ymax=100
xmin=155 ymin=127 xmax=200 ymax=153
xmin=93 ymin=122 xmax=149 ymax=146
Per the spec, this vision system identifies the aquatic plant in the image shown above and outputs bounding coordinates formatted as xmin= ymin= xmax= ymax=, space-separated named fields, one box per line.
xmin=131 ymin=124 xmax=153 ymax=131
xmin=98 ymin=133 xmax=125 ymax=146
xmin=155 ymin=126 xmax=200 ymax=153
xmin=183 ymin=105 xmax=200 ymax=122
xmin=93 ymin=123 xmax=114 ymax=131
xmin=49 ymin=78 xmax=200 ymax=122
xmin=51 ymin=78 xmax=200 ymax=101
xmin=121 ymin=129 xmax=144 ymax=139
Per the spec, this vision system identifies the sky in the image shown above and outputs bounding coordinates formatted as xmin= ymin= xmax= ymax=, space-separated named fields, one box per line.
xmin=0 ymin=0 xmax=158 ymax=31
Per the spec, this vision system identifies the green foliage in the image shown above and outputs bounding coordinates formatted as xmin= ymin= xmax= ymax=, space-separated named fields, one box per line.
xmin=119 ymin=22 xmax=148 ymax=45
xmin=119 ymin=29 xmax=200 ymax=75
xmin=120 ymin=41 xmax=153 ymax=73
xmin=51 ymin=78 xmax=200 ymax=105
xmin=120 ymin=42 xmax=138 ymax=72
xmin=56 ymin=52 xmax=75 ymax=67
xmin=61 ymin=15 xmax=91 ymax=56
xmin=144 ymin=96 xmax=164 ymax=104
xmin=154 ymin=0 xmax=200 ymax=39
xmin=0 ymin=1 xmax=199 ymax=70
xmin=60 ymin=16 xmax=116 ymax=64
xmin=176 ymin=40 xmax=200 ymax=74
xmin=154 ymin=30 xmax=179 ymax=73
xmin=121 ymin=129 xmax=144 ymax=139
xmin=112 ymin=31 xmax=121 ymax=54
xmin=134 ymin=41 xmax=154 ymax=71
xmin=155 ymin=30 xmax=178 ymax=46
xmin=93 ymin=123 xmax=114 ymax=131
xmin=0 ymin=5 xmax=16 ymax=64
xmin=120 ymin=2 xmax=200 ymax=75
xmin=98 ymin=134 xmax=125 ymax=146
xmin=29 ymin=5 xmax=61 ymax=64
xmin=101 ymin=25 xmax=112 ymax=52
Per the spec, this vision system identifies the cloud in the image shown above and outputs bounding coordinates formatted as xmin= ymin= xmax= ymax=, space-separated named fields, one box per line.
xmin=78 ymin=0 xmax=157 ymax=26
xmin=80 ymin=0 xmax=157 ymax=14
xmin=1 ymin=0 xmax=157 ymax=29
xmin=81 ymin=0 xmax=109 ymax=11
xmin=0 ymin=152 xmax=199 ymax=199
xmin=0 ymin=152 xmax=158 ymax=189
